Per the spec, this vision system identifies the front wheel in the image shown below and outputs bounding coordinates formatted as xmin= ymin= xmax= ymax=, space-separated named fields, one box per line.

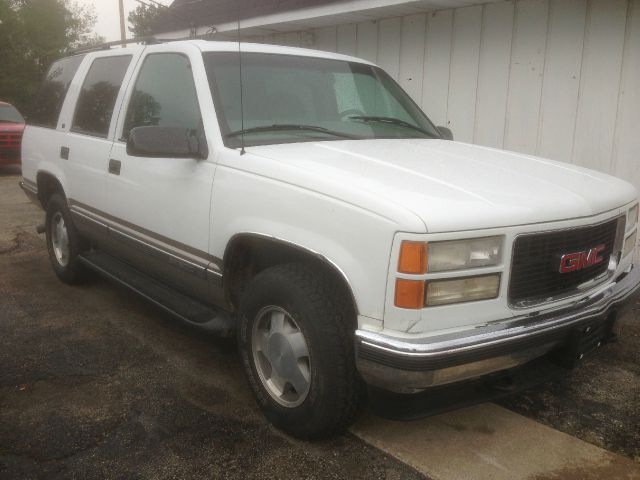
xmin=238 ymin=263 xmax=364 ymax=439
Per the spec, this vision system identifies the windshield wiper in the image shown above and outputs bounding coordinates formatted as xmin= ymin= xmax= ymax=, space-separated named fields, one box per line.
xmin=348 ymin=116 xmax=436 ymax=137
xmin=226 ymin=124 xmax=356 ymax=139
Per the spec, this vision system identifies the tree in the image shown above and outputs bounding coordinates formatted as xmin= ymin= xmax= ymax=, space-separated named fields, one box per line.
xmin=0 ymin=0 xmax=98 ymax=114
xmin=128 ymin=3 xmax=163 ymax=38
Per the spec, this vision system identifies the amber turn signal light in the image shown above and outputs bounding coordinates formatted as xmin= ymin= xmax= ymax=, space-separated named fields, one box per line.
xmin=394 ymin=279 xmax=425 ymax=309
xmin=398 ymin=241 xmax=428 ymax=274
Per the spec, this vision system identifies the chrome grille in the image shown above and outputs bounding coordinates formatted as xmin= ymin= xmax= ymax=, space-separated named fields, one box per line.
xmin=509 ymin=218 xmax=622 ymax=307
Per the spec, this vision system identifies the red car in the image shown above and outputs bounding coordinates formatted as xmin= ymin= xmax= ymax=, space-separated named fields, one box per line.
xmin=0 ymin=101 xmax=25 ymax=166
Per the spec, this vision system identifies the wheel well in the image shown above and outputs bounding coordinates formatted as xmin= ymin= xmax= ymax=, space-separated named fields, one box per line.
xmin=36 ymin=172 xmax=65 ymax=209
xmin=224 ymin=235 xmax=358 ymax=317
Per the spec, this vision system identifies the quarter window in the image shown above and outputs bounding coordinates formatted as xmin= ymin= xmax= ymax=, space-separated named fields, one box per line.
xmin=72 ymin=55 xmax=132 ymax=138
xmin=30 ymin=55 xmax=85 ymax=129
xmin=123 ymin=53 xmax=201 ymax=140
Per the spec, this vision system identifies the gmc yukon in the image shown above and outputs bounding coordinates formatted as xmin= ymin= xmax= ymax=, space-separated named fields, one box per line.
xmin=20 ymin=40 xmax=640 ymax=439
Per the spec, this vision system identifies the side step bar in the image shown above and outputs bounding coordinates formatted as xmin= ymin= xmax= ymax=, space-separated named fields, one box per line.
xmin=78 ymin=251 xmax=235 ymax=337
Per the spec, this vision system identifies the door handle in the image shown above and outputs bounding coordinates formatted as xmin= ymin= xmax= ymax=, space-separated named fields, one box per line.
xmin=60 ymin=147 xmax=69 ymax=160
xmin=108 ymin=159 xmax=121 ymax=175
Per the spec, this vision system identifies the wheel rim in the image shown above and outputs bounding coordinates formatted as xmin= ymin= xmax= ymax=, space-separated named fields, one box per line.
xmin=251 ymin=306 xmax=311 ymax=408
xmin=50 ymin=212 xmax=70 ymax=267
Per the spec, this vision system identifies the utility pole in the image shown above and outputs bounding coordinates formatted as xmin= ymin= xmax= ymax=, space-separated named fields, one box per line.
xmin=119 ymin=0 xmax=127 ymax=46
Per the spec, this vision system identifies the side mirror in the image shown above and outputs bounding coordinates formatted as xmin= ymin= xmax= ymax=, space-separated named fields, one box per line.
xmin=127 ymin=126 xmax=208 ymax=159
xmin=436 ymin=126 xmax=454 ymax=141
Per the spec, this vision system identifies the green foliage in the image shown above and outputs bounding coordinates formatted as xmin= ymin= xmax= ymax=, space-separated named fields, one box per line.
xmin=128 ymin=3 xmax=163 ymax=39
xmin=0 ymin=0 xmax=100 ymax=115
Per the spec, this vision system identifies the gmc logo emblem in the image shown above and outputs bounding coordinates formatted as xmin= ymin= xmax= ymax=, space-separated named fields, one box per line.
xmin=559 ymin=244 xmax=606 ymax=273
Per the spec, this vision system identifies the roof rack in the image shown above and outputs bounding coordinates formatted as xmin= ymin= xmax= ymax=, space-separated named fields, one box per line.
xmin=71 ymin=31 xmax=221 ymax=56
xmin=72 ymin=36 xmax=160 ymax=55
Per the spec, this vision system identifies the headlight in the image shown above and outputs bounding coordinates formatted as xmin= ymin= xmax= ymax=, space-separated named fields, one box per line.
xmin=426 ymin=274 xmax=500 ymax=306
xmin=428 ymin=236 xmax=503 ymax=272
xmin=623 ymin=229 xmax=637 ymax=258
xmin=628 ymin=204 xmax=639 ymax=232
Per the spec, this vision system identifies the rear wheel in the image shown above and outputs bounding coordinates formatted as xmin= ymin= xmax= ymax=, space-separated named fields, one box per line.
xmin=45 ymin=194 xmax=86 ymax=283
xmin=238 ymin=263 xmax=364 ymax=439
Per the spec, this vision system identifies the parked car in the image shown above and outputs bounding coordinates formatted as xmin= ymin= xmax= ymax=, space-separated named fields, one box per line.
xmin=20 ymin=40 xmax=640 ymax=439
xmin=0 ymin=101 xmax=25 ymax=166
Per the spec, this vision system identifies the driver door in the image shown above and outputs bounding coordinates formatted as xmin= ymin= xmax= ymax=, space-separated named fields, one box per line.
xmin=105 ymin=46 xmax=221 ymax=303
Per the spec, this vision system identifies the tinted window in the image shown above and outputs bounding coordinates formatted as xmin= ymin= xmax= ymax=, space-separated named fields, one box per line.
xmin=72 ymin=55 xmax=132 ymax=138
xmin=30 ymin=55 xmax=85 ymax=128
xmin=123 ymin=53 xmax=201 ymax=139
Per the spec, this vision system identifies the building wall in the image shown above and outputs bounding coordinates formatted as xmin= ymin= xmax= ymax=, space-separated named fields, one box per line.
xmin=249 ymin=0 xmax=640 ymax=196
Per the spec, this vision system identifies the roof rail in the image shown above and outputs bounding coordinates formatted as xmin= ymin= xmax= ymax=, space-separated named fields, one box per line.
xmin=71 ymin=31 xmax=222 ymax=56
xmin=72 ymin=36 xmax=160 ymax=55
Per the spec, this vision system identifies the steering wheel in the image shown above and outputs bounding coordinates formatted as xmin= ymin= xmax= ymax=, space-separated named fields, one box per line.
xmin=339 ymin=109 xmax=365 ymax=119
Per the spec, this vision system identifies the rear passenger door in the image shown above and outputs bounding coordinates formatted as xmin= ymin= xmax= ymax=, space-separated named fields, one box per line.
xmin=64 ymin=51 xmax=139 ymax=215
xmin=21 ymin=54 xmax=85 ymax=189
xmin=105 ymin=45 xmax=220 ymax=303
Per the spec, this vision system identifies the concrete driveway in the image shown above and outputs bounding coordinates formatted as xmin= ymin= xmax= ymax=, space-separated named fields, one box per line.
xmin=1 ymin=171 xmax=639 ymax=479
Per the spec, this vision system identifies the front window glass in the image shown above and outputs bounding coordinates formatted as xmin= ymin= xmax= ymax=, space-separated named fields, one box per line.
xmin=72 ymin=55 xmax=132 ymax=138
xmin=0 ymin=104 xmax=24 ymax=123
xmin=123 ymin=53 xmax=201 ymax=140
xmin=204 ymin=52 xmax=440 ymax=148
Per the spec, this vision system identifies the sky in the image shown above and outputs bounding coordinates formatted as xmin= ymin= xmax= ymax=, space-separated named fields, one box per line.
xmin=76 ymin=0 xmax=172 ymax=42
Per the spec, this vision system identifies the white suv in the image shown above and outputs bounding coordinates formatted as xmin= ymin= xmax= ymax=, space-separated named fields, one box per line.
xmin=20 ymin=40 xmax=640 ymax=439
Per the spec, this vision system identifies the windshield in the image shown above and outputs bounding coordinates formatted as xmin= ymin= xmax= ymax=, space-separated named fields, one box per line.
xmin=0 ymin=104 xmax=24 ymax=124
xmin=203 ymin=52 xmax=440 ymax=148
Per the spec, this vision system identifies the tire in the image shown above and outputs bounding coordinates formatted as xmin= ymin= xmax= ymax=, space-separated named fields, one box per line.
xmin=238 ymin=263 xmax=365 ymax=440
xmin=45 ymin=193 xmax=86 ymax=284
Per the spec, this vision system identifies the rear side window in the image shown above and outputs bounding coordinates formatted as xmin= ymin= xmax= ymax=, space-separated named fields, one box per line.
xmin=72 ymin=55 xmax=132 ymax=138
xmin=122 ymin=53 xmax=201 ymax=140
xmin=30 ymin=55 xmax=85 ymax=129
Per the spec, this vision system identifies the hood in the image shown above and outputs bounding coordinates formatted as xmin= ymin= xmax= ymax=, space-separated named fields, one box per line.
xmin=249 ymin=139 xmax=638 ymax=233
xmin=0 ymin=122 xmax=25 ymax=133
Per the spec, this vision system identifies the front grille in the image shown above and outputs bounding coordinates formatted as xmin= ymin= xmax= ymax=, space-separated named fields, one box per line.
xmin=509 ymin=218 xmax=620 ymax=307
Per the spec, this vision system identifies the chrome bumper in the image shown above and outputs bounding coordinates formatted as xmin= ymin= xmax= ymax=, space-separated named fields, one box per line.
xmin=356 ymin=264 xmax=640 ymax=393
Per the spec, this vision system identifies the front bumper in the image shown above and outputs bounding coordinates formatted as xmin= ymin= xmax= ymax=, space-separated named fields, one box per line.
xmin=356 ymin=264 xmax=640 ymax=393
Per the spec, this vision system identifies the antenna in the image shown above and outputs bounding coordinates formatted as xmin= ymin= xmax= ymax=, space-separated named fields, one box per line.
xmin=237 ymin=3 xmax=246 ymax=156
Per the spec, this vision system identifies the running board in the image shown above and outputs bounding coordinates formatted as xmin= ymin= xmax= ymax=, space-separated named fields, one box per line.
xmin=78 ymin=251 xmax=235 ymax=337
